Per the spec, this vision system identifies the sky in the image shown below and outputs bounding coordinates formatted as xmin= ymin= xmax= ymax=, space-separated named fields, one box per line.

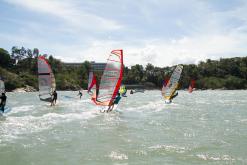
xmin=1 ymin=0 xmax=247 ymax=67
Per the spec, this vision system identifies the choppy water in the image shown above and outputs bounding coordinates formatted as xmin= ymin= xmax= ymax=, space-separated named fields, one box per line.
xmin=0 ymin=90 xmax=247 ymax=165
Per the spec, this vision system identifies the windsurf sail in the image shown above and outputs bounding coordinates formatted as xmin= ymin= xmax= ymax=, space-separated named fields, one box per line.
xmin=0 ymin=78 xmax=5 ymax=93
xmin=188 ymin=79 xmax=195 ymax=93
xmin=92 ymin=50 xmax=123 ymax=106
xmin=87 ymin=71 xmax=97 ymax=95
xmin=38 ymin=56 xmax=56 ymax=102
xmin=163 ymin=78 xmax=169 ymax=87
xmin=161 ymin=65 xmax=183 ymax=101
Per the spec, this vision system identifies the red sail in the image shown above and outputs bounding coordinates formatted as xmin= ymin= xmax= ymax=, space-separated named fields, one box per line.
xmin=188 ymin=79 xmax=195 ymax=93
xmin=92 ymin=50 xmax=123 ymax=106
xmin=87 ymin=72 xmax=97 ymax=95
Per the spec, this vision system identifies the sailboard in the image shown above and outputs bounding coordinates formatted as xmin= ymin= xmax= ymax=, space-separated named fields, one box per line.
xmin=162 ymin=65 xmax=183 ymax=102
xmin=87 ymin=71 xmax=97 ymax=96
xmin=38 ymin=56 xmax=56 ymax=102
xmin=188 ymin=79 xmax=195 ymax=93
xmin=92 ymin=49 xmax=123 ymax=107
xmin=0 ymin=106 xmax=11 ymax=115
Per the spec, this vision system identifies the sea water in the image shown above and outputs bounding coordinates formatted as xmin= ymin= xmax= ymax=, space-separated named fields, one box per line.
xmin=0 ymin=90 xmax=247 ymax=165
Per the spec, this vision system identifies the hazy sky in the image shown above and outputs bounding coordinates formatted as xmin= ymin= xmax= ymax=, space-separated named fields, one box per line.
xmin=1 ymin=0 xmax=247 ymax=66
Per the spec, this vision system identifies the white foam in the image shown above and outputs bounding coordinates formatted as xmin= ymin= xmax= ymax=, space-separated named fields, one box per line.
xmin=108 ymin=151 xmax=128 ymax=160
xmin=0 ymin=108 xmax=98 ymax=143
xmin=149 ymin=144 xmax=188 ymax=153
xmin=196 ymin=154 xmax=235 ymax=161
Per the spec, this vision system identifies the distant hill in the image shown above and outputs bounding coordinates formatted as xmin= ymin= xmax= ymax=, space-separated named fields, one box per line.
xmin=1 ymin=47 xmax=247 ymax=91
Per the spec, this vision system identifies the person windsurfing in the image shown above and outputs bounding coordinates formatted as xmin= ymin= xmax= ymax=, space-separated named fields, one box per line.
xmin=92 ymin=89 xmax=122 ymax=113
xmin=167 ymin=83 xmax=179 ymax=103
xmin=51 ymin=90 xmax=57 ymax=106
xmin=91 ymin=49 xmax=123 ymax=113
xmin=122 ymin=88 xmax=127 ymax=97
xmin=78 ymin=90 xmax=83 ymax=99
xmin=170 ymin=92 xmax=178 ymax=100
xmin=0 ymin=93 xmax=7 ymax=112
xmin=106 ymin=92 xmax=122 ymax=112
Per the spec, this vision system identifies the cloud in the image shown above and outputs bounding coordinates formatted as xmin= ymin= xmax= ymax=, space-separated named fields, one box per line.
xmin=3 ymin=0 xmax=123 ymax=31
xmin=1 ymin=0 xmax=247 ymax=67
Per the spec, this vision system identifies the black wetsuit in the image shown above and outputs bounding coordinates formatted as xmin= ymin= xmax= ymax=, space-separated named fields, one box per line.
xmin=170 ymin=92 xmax=178 ymax=100
xmin=0 ymin=95 xmax=7 ymax=112
xmin=52 ymin=91 xmax=57 ymax=102
xmin=113 ymin=95 xmax=121 ymax=104
xmin=78 ymin=91 xmax=82 ymax=99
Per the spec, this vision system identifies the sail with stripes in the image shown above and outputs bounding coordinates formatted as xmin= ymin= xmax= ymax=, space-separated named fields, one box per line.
xmin=0 ymin=78 xmax=5 ymax=93
xmin=87 ymin=71 xmax=96 ymax=95
xmin=92 ymin=50 xmax=123 ymax=106
xmin=162 ymin=65 xmax=183 ymax=101
xmin=38 ymin=56 xmax=56 ymax=102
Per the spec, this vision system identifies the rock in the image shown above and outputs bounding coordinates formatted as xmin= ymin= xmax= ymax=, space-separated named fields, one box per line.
xmin=13 ymin=85 xmax=37 ymax=92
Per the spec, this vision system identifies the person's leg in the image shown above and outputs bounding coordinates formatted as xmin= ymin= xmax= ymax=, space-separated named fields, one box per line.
xmin=106 ymin=106 xmax=111 ymax=113
xmin=51 ymin=99 xmax=54 ymax=106
xmin=2 ymin=103 xmax=5 ymax=112
xmin=0 ymin=104 xmax=3 ymax=112
xmin=107 ymin=104 xmax=114 ymax=112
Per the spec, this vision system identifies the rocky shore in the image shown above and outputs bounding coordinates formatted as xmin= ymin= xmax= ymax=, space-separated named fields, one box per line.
xmin=12 ymin=85 xmax=37 ymax=92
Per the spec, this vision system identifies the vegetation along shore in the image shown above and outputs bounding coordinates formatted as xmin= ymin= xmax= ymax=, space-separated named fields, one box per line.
xmin=0 ymin=47 xmax=247 ymax=91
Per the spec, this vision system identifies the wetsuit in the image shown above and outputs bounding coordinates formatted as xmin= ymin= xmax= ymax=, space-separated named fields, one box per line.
xmin=51 ymin=91 xmax=57 ymax=105
xmin=170 ymin=92 xmax=178 ymax=100
xmin=0 ymin=94 xmax=7 ymax=112
xmin=113 ymin=95 xmax=121 ymax=104
xmin=105 ymin=95 xmax=121 ymax=113
xmin=78 ymin=91 xmax=82 ymax=99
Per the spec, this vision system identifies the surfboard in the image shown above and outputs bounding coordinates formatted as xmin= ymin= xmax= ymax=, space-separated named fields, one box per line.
xmin=0 ymin=106 xmax=11 ymax=115
xmin=100 ymin=104 xmax=119 ymax=113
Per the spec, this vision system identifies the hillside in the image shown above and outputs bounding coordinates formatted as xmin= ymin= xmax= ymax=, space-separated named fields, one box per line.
xmin=1 ymin=47 xmax=247 ymax=91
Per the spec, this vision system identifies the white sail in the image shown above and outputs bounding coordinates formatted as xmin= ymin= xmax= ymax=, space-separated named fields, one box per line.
xmin=92 ymin=50 xmax=123 ymax=106
xmin=162 ymin=65 xmax=183 ymax=100
xmin=38 ymin=56 xmax=56 ymax=102
xmin=0 ymin=79 xmax=5 ymax=93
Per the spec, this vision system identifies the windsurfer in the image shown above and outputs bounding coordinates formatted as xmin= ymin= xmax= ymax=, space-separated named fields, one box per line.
xmin=106 ymin=93 xmax=121 ymax=112
xmin=170 ymin=92 xmax=178 ymax=100
xmin=78 ymin=90 xmax=83 ymax=99
xmin=51 ymin=90 xmax=57 ymax=106
xmin=0 ymin=93 xmax=7 ymax=112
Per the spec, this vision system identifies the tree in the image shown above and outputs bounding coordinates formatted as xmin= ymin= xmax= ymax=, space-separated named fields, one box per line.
xmin=0 ymin=48 xmax=12 ymax=68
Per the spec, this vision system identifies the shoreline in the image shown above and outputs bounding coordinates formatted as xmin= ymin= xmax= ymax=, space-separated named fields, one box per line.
xmin=7 ymin=88 xmax=247 ymax=93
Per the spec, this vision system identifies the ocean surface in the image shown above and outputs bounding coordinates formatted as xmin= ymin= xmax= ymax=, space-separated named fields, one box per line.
xmin=0 ymin=90 xmax=247 ymax=165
